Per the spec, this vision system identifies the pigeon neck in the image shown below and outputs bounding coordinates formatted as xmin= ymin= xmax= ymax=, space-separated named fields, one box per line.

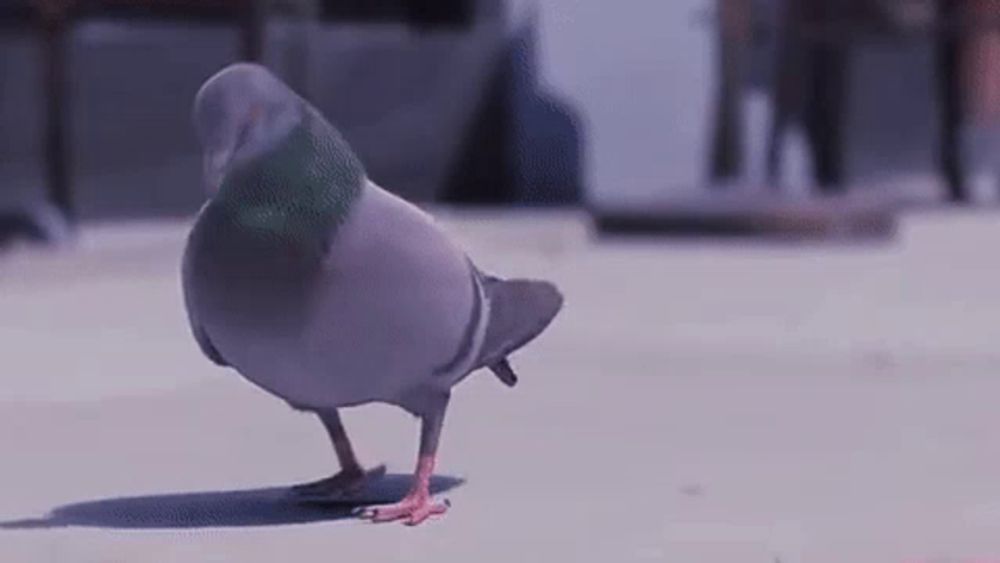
xmin=213 ymin=111 xmax=365 ymax=245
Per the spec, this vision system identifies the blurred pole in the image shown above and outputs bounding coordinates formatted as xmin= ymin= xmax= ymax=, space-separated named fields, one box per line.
xmin=277 ymin=0 xmax=320 ymax=97
xmin=935 ymin=0 xmax=966 ymax=202
xmin=709 ymin=0 xmax=750 ymax=185
xmin=35 ymin=0 xmax=74 ymax=223
xmin=241 ymin=0 xmax=266 ymax=62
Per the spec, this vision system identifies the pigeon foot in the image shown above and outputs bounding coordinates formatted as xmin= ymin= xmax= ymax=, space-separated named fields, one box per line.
xmin=359 ymin=492 xmax=450 ymax=526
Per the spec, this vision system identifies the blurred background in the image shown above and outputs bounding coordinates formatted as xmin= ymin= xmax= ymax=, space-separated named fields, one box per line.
xmin=2 ymin=0 xmax=999 ymax=229
xmin=4 ymin=1 xmax=1000 ymax=562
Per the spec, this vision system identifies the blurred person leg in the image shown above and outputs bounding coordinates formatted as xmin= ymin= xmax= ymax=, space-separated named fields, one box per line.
xmin=801 ymin=0 xmax=851 ymax=195
xmin=710 ymin=0 xmax=750 ymax=186
xmin=767 ymin=0 xmax=850 ymax=194
xmin=766 ymin=0 xmax=804 ymax=187
xmin=805 ymin=42 xmax=848 ymax=194
xmin=960 ymin=0 xmax=1000 ymax=202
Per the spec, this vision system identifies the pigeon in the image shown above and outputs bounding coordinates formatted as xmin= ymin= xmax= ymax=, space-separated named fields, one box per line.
xmin=182 ymin=63 xmax=563 ymax=526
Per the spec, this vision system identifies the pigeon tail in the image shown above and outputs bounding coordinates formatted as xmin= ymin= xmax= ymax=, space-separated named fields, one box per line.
xmin=475 ymin=275 xmax=564 ymax=387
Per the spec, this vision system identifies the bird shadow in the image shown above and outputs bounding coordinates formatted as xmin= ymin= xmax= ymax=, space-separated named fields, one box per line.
xmin=0 ymin=474 xmax=464 ymax=530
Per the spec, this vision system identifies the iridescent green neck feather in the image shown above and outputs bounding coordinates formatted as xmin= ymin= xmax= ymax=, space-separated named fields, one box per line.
xmin=212 ymin=108 xmax=365 ymax=248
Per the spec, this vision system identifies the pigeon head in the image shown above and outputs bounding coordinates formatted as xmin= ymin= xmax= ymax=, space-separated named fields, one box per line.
xmin=193 ymin=63 xmax=304 ymax=195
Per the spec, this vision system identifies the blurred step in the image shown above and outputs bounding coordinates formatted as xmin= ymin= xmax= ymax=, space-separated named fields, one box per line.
xmin=592 ymin=190 xmax=898 ymax=241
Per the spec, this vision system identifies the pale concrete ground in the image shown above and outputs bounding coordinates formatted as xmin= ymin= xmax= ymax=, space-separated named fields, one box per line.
xmin=1 ymin=209 xmax=1000 ymax=563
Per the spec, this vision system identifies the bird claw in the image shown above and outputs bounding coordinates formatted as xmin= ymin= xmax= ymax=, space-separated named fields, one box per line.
xmin=359 ymin=495 xmax=450 ymax=526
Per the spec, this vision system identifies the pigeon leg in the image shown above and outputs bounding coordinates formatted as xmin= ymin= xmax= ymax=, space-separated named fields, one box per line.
xmin=290 ymin=409 xmax=386 ymax=499
xmin=361 ymin=394 xmax=450 ymax=525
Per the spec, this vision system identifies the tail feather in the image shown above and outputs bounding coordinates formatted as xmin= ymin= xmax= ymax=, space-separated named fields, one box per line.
xmin=489 ymin=358 xmax=519 ymax=387
xmin=475 ymin=275 xmax=564 ymax=385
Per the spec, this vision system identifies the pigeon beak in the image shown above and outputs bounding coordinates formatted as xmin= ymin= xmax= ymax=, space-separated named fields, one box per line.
xmin=203 ymin=149 xmax=230 ymax=196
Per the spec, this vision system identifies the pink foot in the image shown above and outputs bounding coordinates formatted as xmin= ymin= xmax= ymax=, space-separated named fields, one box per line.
xmin=360 ymin=493 xmax=450 ymax=526
xmin=360 ymin=455 xmax=447 ymax=525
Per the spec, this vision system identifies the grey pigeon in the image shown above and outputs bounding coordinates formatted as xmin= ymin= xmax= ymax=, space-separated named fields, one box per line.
xmin=182 ymin=63 xmax=563 ymax=525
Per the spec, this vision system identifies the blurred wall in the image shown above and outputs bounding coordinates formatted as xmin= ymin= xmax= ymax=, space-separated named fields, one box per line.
xmin=510 ymin=0 xmax=720 ymax=208
xmin=0 ymin=1 xmax=540 ymax=220
xmin=0 ymin=35 xmax=48 ymax=213
xmin=1 ymin=23 xmax=255 ymax=219
xmin=844 ymin=39 xmax=941 ymax=194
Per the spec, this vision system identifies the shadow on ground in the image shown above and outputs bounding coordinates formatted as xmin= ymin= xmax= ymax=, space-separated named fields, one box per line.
xmin=0 ymin=474 xmax=464 ymax=530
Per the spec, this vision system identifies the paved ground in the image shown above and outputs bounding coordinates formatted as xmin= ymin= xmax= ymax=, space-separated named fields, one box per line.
xmin=1 ymin=209 xmax=1000 ymax=563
